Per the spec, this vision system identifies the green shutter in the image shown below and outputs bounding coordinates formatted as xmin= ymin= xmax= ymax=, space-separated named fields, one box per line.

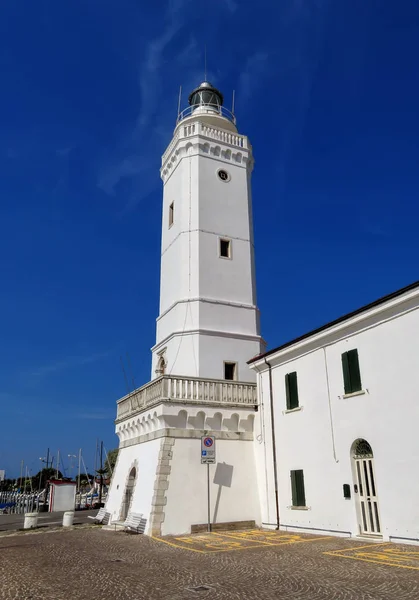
xmin=347 ymin=349 xmax=362 ymax=392
xmin=341 ymin=352 xmax=351 ymax=394
xmin=295 ymin=470 xmax=306 ymax=507
xmin=285 ymin=374 xmax=291 ymax=409
xmin=342 ymin=349 xmax=362 ymax=394
xmin=291 ymin=471 xmax=297 ymax=506
xmin=291 ymin=470 xmax=306 ymax=507
xmin=285 ymin=372 xmax=299 ymax=410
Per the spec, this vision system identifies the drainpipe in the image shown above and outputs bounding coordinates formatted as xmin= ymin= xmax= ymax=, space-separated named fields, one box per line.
xmin=264 ymin=357 xmax=280 ymax=530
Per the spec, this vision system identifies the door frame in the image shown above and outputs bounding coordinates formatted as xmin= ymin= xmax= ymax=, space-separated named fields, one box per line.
xmin=121 ymin=466 xmax=137 ymax=521
xmin=351 ymin=439 xmax=382 ymax=536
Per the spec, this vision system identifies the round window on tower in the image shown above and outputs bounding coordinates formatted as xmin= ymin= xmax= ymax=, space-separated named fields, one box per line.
xmin=217 ymin=169 xmax=230 ymax=182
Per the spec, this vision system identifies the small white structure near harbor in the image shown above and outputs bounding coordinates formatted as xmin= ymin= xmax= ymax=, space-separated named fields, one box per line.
xmin=105 ymin=79 xmax=419 ymax=544
xmin=48 ymin=479 xmax=77 ymax=513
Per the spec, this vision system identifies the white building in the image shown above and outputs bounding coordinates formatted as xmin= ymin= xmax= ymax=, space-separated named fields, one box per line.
xmin=106 ymin=79 xmax=419 ymax=544
xmin=249 ymin=281 xmax=419 ymax=544
xmin=105 ymin=81 xmax=264 ymax=536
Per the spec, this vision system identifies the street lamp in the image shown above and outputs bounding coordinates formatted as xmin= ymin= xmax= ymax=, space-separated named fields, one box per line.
xmin=68 ymin=454 xmax=77 ymax=479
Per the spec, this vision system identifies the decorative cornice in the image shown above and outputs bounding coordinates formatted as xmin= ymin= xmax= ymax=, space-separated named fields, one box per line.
xmin=116 ymin=397 xmax=257 ymax=426
xmin=161 ymin=143 xmax=253 ymax=184
xmin=152 ymin=327 xmax=264 ymax=353
xmin=162 ymin=119 xmax=250 ymax=164
xmin=161 ymin=130 xmax=254 ymax=183
xmin=119 ymin=427 xmax=253 ymax=449
xmin=162 ymin=227 xmax=253 ymax=257
xmin=156 ymin=296 xmax=259 ymax=323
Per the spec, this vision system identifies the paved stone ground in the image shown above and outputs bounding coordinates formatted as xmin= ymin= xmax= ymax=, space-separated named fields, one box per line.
xmin=0 ymin=527 xmax=418 ymax=600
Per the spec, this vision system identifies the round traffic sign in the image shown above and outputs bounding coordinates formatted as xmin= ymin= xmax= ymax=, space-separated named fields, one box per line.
xmin=203 ymin=437 xmax=214 ymax=448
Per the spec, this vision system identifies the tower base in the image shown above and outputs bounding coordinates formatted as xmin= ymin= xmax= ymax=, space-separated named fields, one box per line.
xmin=105 ymin=375 xmax=261 ymax=536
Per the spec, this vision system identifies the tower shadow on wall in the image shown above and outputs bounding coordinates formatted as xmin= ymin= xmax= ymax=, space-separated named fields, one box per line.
xmin=212 ymin=461 xmax=234 ymax=525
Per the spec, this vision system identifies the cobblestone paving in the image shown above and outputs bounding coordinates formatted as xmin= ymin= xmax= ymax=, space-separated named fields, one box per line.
xmin=1 ymin=527 xmax=418 ymax=600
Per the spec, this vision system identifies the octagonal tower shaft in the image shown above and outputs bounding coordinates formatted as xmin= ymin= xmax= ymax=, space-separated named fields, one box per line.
xmin=151 ymin=82 xmax=264 ymax=382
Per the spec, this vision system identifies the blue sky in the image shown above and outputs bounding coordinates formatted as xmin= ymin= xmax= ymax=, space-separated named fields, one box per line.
xmin=1 ymin=0 xmax=418 ymax=477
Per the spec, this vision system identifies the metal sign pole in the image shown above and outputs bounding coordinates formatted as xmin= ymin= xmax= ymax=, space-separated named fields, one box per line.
xmin=207 ymin=463 xmax=211 ymax=533
xmin=201 ymin=435 xmax=215 ymax=534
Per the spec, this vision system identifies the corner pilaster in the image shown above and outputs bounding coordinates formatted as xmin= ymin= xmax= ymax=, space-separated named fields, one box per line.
xmin=149 ymin=437 xmax=175 ymax=536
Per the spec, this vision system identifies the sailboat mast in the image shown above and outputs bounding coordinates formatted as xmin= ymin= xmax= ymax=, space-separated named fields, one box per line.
xmin=77 ymin=449 xmax=81 ymax=493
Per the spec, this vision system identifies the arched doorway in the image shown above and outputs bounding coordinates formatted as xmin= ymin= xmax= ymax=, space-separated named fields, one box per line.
xmin=351 ymin=439 xmax=381 ymax=535
xmin=121 ymin=467 xmax=136 ymax=520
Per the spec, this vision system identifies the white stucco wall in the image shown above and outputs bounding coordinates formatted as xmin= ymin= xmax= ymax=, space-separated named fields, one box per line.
xmin=105 ymin=438 xmax=161 ymax=527
xmin=252 ymin=291 xmax=419 ymax=542
xmin=163 ymin=437 xmax=260 ymax=536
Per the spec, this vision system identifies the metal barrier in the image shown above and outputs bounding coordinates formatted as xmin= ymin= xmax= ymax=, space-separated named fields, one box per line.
xmin=0 ymin=491 xmax=44 ymax=514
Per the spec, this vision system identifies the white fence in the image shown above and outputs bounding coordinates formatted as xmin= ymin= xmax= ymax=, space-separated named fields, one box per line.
xmin=0 ymin=491 xmax=45 ymax=514
xmin=75 ymin=491 xmax=107 ymax=509
xmin=1 ymin=489 xmax=109 ymax=514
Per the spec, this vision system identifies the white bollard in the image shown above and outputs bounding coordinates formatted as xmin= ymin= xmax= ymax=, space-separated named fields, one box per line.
xmin=24 ymin=512 xmax=39 ymax=529
xmin=62 ymin=511 xmax=74 ymax=527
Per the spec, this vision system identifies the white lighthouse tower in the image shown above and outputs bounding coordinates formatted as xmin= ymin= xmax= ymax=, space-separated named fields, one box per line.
xmin=152 ymin=81 xmax=263 ymax=382
xmin=105 ymin=81 xmax=264 ymax=536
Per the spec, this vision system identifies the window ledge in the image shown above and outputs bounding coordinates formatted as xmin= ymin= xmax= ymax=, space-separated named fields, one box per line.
xmin=342 ymin=390 xmax=366 ymax=399
xmin=289 ymin=506 xmax=310 ymax=511
xmin=283 ymin=406 xmax=303 ymax=415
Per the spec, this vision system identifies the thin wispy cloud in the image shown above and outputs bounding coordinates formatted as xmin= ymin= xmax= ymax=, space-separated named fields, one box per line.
xmin=238 ymin=52 xmax=270 ymax=105
xmin=97 ymin=0 xmax=328 ymax=215
xmin=224 ymin=0 xmax=238 ymax=13
xmin=74 ymin=412 xmax=115 ymax=421
xmin=96 ymin=5 xmax=204 ymax=214
xmin=26 ymin=350 xmax=112 ymax=381
xmin=360 ymin=220 xmax=390 ymax=237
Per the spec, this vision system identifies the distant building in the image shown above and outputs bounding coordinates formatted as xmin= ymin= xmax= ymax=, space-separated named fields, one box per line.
xmin=105 ymin=79 xmax=419 ymax=544
xmin=0 ymin=470 xmax=5 ymax=482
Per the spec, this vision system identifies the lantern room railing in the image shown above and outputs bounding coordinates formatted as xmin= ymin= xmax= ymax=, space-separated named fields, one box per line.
xmin=177 ymin=104 xmax=236 ymax=125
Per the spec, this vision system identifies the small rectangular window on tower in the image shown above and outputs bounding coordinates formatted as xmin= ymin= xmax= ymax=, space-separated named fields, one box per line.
xmin=219 ymin=238 xmax=231 ymax=258
xmin=341 ymin=349 xmax=362 ymax=394
xmin=169 ymin=202 xmax=174 ymax=228
xmin=224 ymin=361 xmax=237 ymax=381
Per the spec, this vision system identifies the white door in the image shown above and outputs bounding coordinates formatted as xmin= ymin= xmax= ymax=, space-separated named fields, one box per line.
xmin=353 ymin=439 xmax=381 ymax=535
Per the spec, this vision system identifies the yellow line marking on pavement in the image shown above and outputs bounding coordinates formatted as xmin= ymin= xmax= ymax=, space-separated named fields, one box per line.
xmin=150 ymin=536 xmax=207 ymax=553
xmin=152 ymin=532 xmax=333 ymax=554
xmin=219 ymin=531 xmax=333 ymax=545
xmin=324 ymin=543 xmax=419 ymax=571
xmin=324 ymin=551 xmax=419 ymax=571
xmin=385 ymin=549 xmax=419 ymax=556
xmin=209 ymin=532 xmax=275 ymax=546
xmin=326 ymin=542 xmax=391 ymax=553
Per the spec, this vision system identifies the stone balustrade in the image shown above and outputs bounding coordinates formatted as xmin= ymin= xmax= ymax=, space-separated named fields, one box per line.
xmin=200 ymin=124 xmax=245 ymax=148
xmin=116 ymin=375 xmax=257 ymax=421
xmin=161 ymin=120 xmax=248 ymax=164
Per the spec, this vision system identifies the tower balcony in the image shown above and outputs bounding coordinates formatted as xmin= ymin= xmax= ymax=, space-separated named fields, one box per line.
xmin=116 ymin=374 xmax=257 ymax=423
xmin=162 ymin=119 xmax=249 ymax=167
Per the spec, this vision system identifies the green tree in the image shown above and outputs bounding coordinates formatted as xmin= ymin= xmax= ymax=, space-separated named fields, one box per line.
xmin=0 ymin=478 xmax=15 ymax=491
xmin=32 ymin=468 xmax=62 ymax=490
xmin=104 ymin=448 xmax=119 ymax=478
xmin=75 ymin=473 xmax=94 ymax=490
